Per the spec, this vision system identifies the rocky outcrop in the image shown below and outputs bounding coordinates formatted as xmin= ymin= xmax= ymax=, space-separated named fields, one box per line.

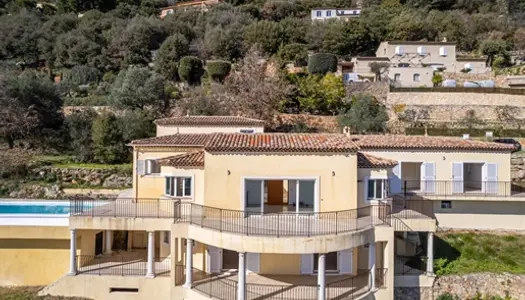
xmin=512 ymin=152 xmax=525 ymax=181
xmin=29 ymin=167 xmax=132 ymax=188
xmin=5 ymin=183 xmax=64 ymax=199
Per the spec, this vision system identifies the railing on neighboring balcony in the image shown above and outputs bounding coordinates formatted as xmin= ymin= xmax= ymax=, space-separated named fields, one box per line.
xmin=192 ymin=276 xmax=238 ymax=300
xmin=400 ymin=180 xmax=525 ymax=198
xmin=175 ymin=202 xmax=391 ymax=237
xmin=381 ymin=197 xmax=435 ymax=219
xmin=246 ymin=282 xmax=318 ymax=300
xmin=394 ymin=256 xmax=427 ymax=275
xmin=70 ymin=198 xmax=177 ymax=218
xmin=76 ymin=254 xmax=170 ymax=276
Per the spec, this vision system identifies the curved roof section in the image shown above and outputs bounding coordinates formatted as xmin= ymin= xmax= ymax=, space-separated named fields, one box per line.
xmin=130 ymin=133 xmax=210 ymax=147
xmin=357 ymin=152 xmax=398 ymax=169
xmin=157 ymin=151 xmax=204 ymax=168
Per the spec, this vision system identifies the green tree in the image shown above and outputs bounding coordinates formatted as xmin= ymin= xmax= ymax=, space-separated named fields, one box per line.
xmin=243 ymin=20 xmax=282 ymax=55
xmin=279 ymin=17 xmax=308 ymax=44
xmin=277 ymin=43 xmax=308 ymax=66
xmin=61 ymin=65 xmax=101 ymax=94
xmin=178 ymin=56 xmax=205 ymax=86
xmin=206 ymin=60 xmax=232 ymax=83
xmin=308 ymin=53 xmax=337 ymax=75
xmin=387 ymin=9 xmax=428 ymax=41
xmin=0 ymin=10 xmax=43 ymax=67
xmin=204 ymin=24 xmax=245 ymax=60
xmin=338 ymin=94 xmax=388 ymax=134
xmin=261 ymin=0 xmax=298 ymax=21
xmin=92 ymin=112 xmax=128 ymax=164
xmin=294 ymin=73 xmax=346 ymax=115
xmin=369 ymin=62 xmax=390 ymax=81
xmin=65 ymin=109 xmax=97 ymax=162
xmin=110 ymin=66 xmax=167 ymax=113
xmin=480 ymin=39 xmax=510 ymax=66
xmin=154 ymin=34 xmax=190 ymax=81
xmin=118 ymin=110 xmax=155 ymax=142
xmin=432 ymin=73 xmax=444 ymax=87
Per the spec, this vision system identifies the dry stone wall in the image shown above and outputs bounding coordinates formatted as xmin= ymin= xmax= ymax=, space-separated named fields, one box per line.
xmin=387 ymin=91 xmax=525 ymax=121
xmin=395 ymin=273 xmax=525 ymax=300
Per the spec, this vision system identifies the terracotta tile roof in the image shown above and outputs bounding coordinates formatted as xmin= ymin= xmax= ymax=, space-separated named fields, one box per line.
xmin=358 ymin=152 xmax=398 ymax=169
xmin=205 ymin=133 xmax=359 ymax=153
xmin=130 ymin=133 xmax=210 ymax=147
xmin=154 ymin=116 xmax=265 ymax=126
xmin=350 ymin=135 xmax=516 ymax=151
xmin=158 ymin=151 xmax=204 ymax=168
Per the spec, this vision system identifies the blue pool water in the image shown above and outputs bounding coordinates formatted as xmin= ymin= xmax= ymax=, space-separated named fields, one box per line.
xmin=0 ymin=203 xmax=72 ymax=214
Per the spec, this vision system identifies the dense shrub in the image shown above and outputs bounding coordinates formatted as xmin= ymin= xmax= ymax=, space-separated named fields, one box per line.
xmin=91 ymin=112 xmax=128 ymax=164
xmin=206 ymin=60 xmax=232 ymax=83
xmin=178 ymin=56 xmax=205 ymax=86
xmin=307 ymin=53 xmax=337 ymax=75
xmin=277 ymin=43 xmax=308 ymax=66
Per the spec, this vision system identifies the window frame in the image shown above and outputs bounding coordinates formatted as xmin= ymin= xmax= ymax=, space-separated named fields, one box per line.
xmin=326 ymin=10 xmax=332 ymax=17
xmin=316 ymin=10 xmax=322 ymax=17
xmin=145 ymin=159 xmax=160 ymax=175
xmin=394 ymin=73 xmax=401 ymax=81
xmin=441 ymin=201 xmax=452 ymax=209
xmin=367 ymin=178 xmax=389 ymax=200
xmin=413 ymin=73 xmax=420 ymax=82
xmin=165 ymin=176 xmax=194 ymax=198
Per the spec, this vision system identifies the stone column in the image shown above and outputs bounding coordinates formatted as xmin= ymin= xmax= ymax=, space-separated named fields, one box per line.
xmin=183 ymin=238 xmax=193 ymax=288
xmin=104 ymin=230 xmax=113 ymax=255
xmin=146 ymin=231 xmax=155 ymax=278
xmin=317 ymin=254 xmax=326 ymax=300
xmin=237 ymin=252 xmax=246 ymax=300
xmin=369 ymin=242 xmax=376 ymax=290
xmin=68 ymin=229 xmax=77 ymax=275
xmin=427 ymin=232 xmax=434 ymax=275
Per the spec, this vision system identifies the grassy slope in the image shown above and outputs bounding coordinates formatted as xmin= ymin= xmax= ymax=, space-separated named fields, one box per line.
xmin=435 ymin=232 xmax=525 ymax=275
xmin=32 ymin=155 xmax=131 ymax=171
xmin=0 ymin=287 xmax=89 ymax=300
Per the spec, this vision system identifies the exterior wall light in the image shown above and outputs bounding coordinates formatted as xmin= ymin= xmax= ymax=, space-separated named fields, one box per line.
xmin=227 ymin=170 xmax=231 ymax=175
xmin=332 ymin=171 xmax=336 ymax=176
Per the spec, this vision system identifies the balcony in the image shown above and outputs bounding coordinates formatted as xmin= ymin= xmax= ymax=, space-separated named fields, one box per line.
xmin=177 ymin=266 xmax=387 ymax=300
xmin=399 ymin=180 xmax=525 ymax=200
xmin=69 ymin=199 xmax=391 ymax=237
xmin=76 ymin=251 xmax=171 ymax=277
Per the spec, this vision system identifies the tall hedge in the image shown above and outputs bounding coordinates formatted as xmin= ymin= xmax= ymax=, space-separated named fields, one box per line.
xmin=178 ymin=56 xmax=205 ymax=85
xmin=308 ymin=53 xmax=337 ymax=75
xmin=207 ymin=60 xmax=232 ymax=83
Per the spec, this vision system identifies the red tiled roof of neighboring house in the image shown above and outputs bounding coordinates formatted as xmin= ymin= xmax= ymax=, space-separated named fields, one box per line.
xmin=157 ymin=151 xmax=204 ymax=168
xmin=154 ymin=116 xmax=265 ymax=126
xmin=130 ymin=133 xmax=210 ymax=147
xmin=358 ymin=152 xmax=398 ymax=169
xmin=204 ymin=133 xmax=359 ymax=153
xmin=350 ymin=135 xmax=516 ymax=151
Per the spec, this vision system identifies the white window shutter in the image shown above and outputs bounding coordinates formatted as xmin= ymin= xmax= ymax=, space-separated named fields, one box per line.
xmin=424 ymin=162 xmax=436 ymax=193
xmin=300 ymin=254 xmax=313 ymax=274
xmin=452 ymin=162 xmax=464 ymax=193
xmin=484 ymin=163 xmax=498 ymax=194
xmin=338 ymin=249 xmax=353 ymax=274
xmin=246 ymin=253 xmax=260 ymax=273
xmin=364 ymin=176 xmax=369 ymax=201
xmin=136 ymin=160 xmax=146 ymax=175
xmin=390 ymin=163 xmax=401 ymax=193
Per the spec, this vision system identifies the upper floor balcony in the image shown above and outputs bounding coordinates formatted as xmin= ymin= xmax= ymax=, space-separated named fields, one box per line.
xmin=69 ymin=198 xmax=391 ymax=238
xmin=398 ymin=180 xmax=525 ymax=200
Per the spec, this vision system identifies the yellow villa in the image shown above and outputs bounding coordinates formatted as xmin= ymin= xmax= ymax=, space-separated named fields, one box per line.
xmin=0 ymin=115 xmax=519 ymax=300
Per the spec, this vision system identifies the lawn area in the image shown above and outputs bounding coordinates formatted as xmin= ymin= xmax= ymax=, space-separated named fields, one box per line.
xmin=0 ymin=286 xmax=89 ymax=300
xmin=32 ymin=155 xmax=132 ymax=171
xmin=435 ymin=232 xmax=525 ymax=275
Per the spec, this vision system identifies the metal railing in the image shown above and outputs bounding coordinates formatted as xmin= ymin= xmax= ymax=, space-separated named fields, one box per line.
xmin=76 ymin=254 xmax=170 ymax=276
xmin=175 ymin=202 xmax=391 ymax=237
xmin=400 ymin=180 xmax=525 ymax=198
xmin=69 ymin=198 xmax=178 ymax=218
xmin=189 ymin=271 xmax=375 ymax=300
xmin=394 ymin=256 xmax=427 ymax=275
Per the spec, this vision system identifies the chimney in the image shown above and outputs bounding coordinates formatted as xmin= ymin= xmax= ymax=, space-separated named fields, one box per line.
xmin=462 ymin=133 xmax=470 ymax=140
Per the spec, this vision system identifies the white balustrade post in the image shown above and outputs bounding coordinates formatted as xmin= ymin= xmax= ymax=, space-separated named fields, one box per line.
xmin=104 ymin=230 xmax=113 ymax=255
xmin=146 ymin=231 xmax=155 ymax=278
xmin=317 ymin=254 xmax=326 ymax=300
xmin=184 ymin=238 xmax=193 ymax=288
xmin=68 ymin=229 xmax=77 ymax=275
xmin=369 ymin=242 xmax=376 ymax=290
xmin=427 ymin=232 xmax=434 ymax=275
xmin=237 ymin=252 xmax=246 ymax=300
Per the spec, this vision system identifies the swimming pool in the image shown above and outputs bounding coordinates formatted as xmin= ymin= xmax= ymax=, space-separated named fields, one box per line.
xmin=0 ymin=203 xmax=71 ymax=214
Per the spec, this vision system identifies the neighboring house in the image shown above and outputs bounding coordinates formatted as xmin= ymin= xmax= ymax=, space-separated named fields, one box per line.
xmin=350 ymin=41 xmax=488 ymax=87
xmin=311 ymin=8 xmax=361 ymax=21
xmin=159 ymin=0 xmax=220 ymax=18
xmin=154 ymin=115 xmax=265 ymax=136
xmin=0 ymin=116 xmax=519 ymax=300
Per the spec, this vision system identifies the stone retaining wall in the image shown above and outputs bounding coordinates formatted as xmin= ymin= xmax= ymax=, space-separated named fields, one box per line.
xmin=29 ymin=167 xmax=132 ymax=188
xmin=395 ymin=273 xmax=525 ymax=300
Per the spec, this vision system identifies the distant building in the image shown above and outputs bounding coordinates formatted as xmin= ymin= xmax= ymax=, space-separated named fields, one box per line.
xmin=310 ymin=8 xmax=361 ymax=21
xmin=349 ymin=41 xmax=488 ymax=87
xmin=159 ymin=0 xmax=221 ymax=19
